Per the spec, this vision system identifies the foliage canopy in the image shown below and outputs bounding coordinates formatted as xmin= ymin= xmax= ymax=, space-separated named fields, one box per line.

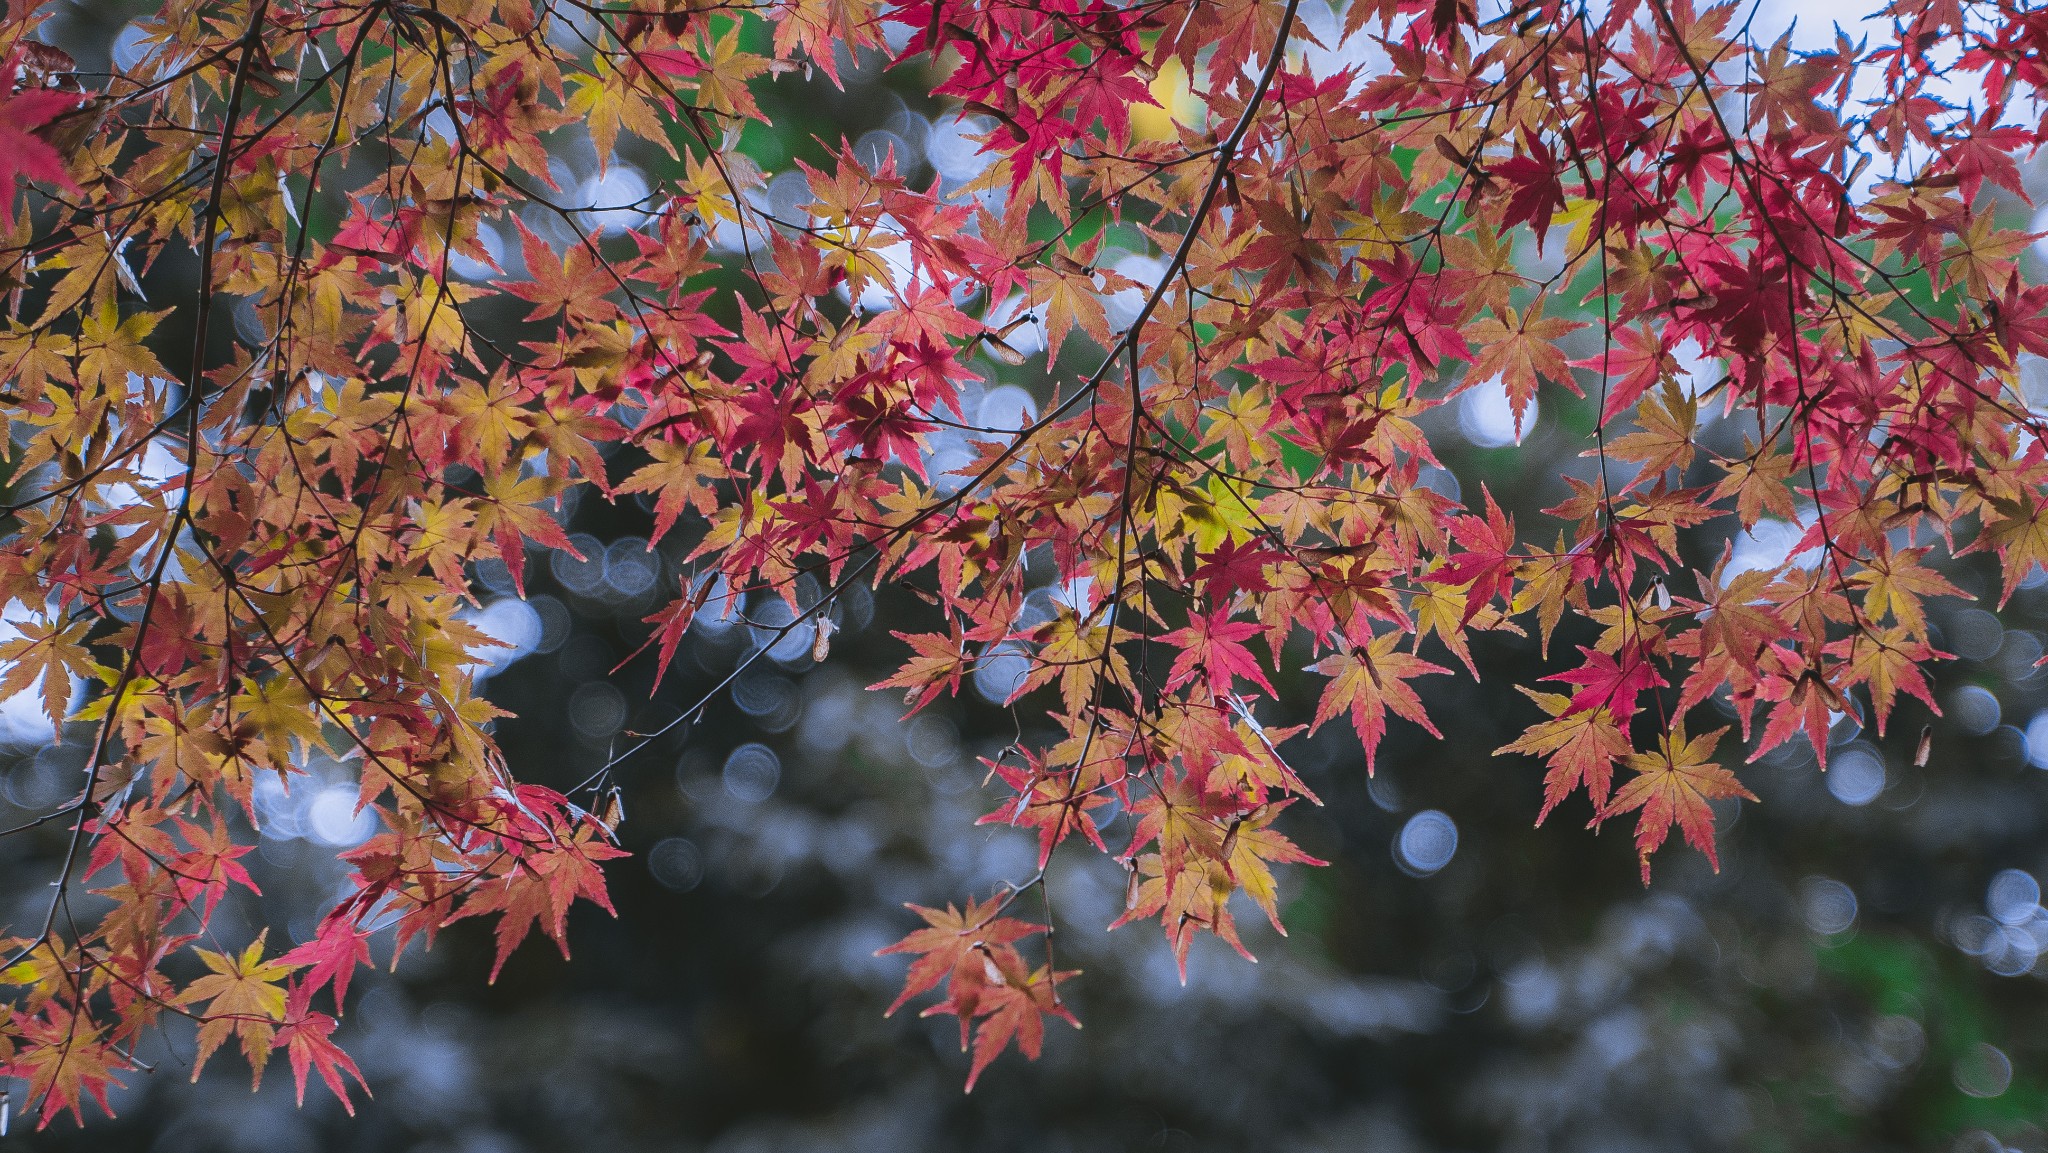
xmin=0 ymin=0 xmax=2045 ymax=1122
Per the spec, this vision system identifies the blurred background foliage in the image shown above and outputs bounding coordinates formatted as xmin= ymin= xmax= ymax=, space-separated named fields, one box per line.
xmin=5 ymin=2 xmax=2048 ymax=1151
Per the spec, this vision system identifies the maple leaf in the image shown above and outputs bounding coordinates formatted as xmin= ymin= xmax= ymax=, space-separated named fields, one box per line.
xmin=629 ymin=571 xmax=713 ymax=692
xmin=1511 ymin=533 xmax=1583 ymax=657
xmin=1828 ymin=625 xmax=1942 ymax=736
xmin=1940 ymin=211 xmax=2030 ymax=298
xmin=1603 ymin=377 xmax=1697 ymax=479
xmin=1753 ymin=656 xmax=1848 ymax=767
xmin=277 ymin=1011 xmax=370 ymax=1114
xmin=1028 ymin=258 xmax=1110 ymax=361
xmin=1109 ymin=844 xmax=1255 ymax=981
xmin=165 ymin=816 xmax=261 ymax=921
xmin=1489 ymin=128 xmax=1566 ymax=247
xmin=1024 ymin=604 xmax=1132 ymax=716
xmin=1743 ymin=31 xmax=1837 ymax=136
xmin=1462 ymin=303 xmax=1582 ymax=435
xmin=617 ymin=437 xmax=728 ymax=544
xmin=1543 ymin=644 xmax=1667 ymax=725
xmin=233 ymin=676 xmax=331 ymax=772
xmin=448 ymin=808 xmax=629 ymax=981
xmin=1430 ymin=485 xmax=1518 ymax=625
xmin=1977 ymin=494 xmax=2048 ymax=606
xmin=1192 ymin=536 xmax=1277 ymax=597
xmin=474 ymin=469 xmax=581 ymax=584
xmin=11 ymin=1005 xmax=125 ymax=1128
xmin=1123 ymin=772 xmax=1230 ymax=882
xmin=1598 ymin=723 xmax=1756 ymax=884
xmin=875 ymin=621 xmax=975 ymax=711
xmin=1688 ymin=550 xmax=1785 ymax=666
xmin=181 ymin=932 xmax=299 ymax=1084
xmin=280 ymin=914 xmax=375 ymax=1015
xmin=1163 ymin=608 xmax=1274 ymax=698
xmin=0 ymin=615 xmax=96 ymax=739
xmin=961 ymin=966 xmax=1080 ymax=1092
xmin=1219 ymin=800 xmax=1325 ymax=931
xmin=507 ymin=218 xmax=621 ymax=323
xmin=1411 ymin=576 xmax=1483 ymax=675
xmin=1943 ymin=107 xmax=2030 ymax=205
xmin=1709 ymin=439 xmax=1799 ymax=529
xmin=1847 ymin=545 xmax=1964 ymax=638
xmin=0 ymin=77 xmax=82 ymax=231
xmin=876 ymin=897 xmax=1054 ymax=1069
xmin=1497 ymin=688 xmax=1634 ymax=820
xmin=1308 ymin=629 xmax=1448 ymax=773
xmin=1569 ymin=324 xmax=1673 ymax=423
xmin=74 ymin=302 xmax=171 ymax=393
xmin=979 ymin=753 xmax=1111 ymax=868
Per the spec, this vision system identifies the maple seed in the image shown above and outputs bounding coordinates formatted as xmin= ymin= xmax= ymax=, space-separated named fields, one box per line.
xmin=976 ymin=944 xmax=1007 ymax=986
xmin=1915 ymin=725 xmax=1933 ymax=769
xmin=1639 ymin=575 xmax=1670 ymax=613
xmin=982 ymin=333 xmax=1028 ymax=366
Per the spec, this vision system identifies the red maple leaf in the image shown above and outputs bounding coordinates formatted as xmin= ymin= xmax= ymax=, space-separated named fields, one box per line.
xmin=277 ymin=1011 xmax=370 ymax=1114
xmin=1430 ymin=485 xmax=1518 ymax=625
xmin=281 ymin=913 xmax=376 ymax=1015
xmin=1570 ymin=324 xmax=1674 ymax=422
xmin=1490 ymin=129 xmax=1566 ymax=247
xmin=0 ymin=75 xmax=81 ymax=231
xmin=1543 ymin=643 xmax=1667 ymax=724
xmin=978 ymin=752 xmax=1111 ymax=868
xmin=1164 ymin=608 xmax=1275 ymax=698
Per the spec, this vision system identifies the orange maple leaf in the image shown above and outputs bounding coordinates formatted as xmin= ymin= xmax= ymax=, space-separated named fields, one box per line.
xmin=1597 ymin=723 xmax=1756 ymax=884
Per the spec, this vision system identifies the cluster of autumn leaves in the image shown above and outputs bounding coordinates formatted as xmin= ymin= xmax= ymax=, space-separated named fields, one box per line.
xmin=0 ymin=0 xmax=2044 ymax=1121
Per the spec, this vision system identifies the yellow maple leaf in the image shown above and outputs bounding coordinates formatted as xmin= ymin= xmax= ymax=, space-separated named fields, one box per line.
xmin=182 ymin=932 xmax=298 ymax=1084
